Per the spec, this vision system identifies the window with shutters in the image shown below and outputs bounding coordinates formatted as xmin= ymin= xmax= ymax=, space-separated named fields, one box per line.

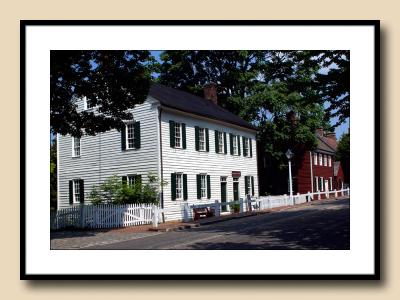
xmin=244 ymin=137 xmax=250 ymax=157
xmin=128 ymin=175 xmax=141 ymax=187
xmin=200 ymin=174 xmax=207 ymax=198
xmin=84 ymin=96 xmax=94 ymax=110
xmin=319 ymin=153 xmax=323 ymax=166
xmin=126 ymin=122 xmax=135 ymax=149
xmin=323 ymin=154 xmax=327 ymax=166
xmin=73 ymin=179 xmax=81 ymax=203
xmin=199 ymin=127 xmax=205 ymax=151
xmin=175 ymin=123 xmax=182 ymax=148
xmin=176 ymin=173 xmax=183 ymax=200
xmin=328 ymin=155 xmax=332 ymax=167
xmin=72 ymin=137 xmax=80 ymax=157
xmin=245 ymin=176 xmax=251 ymax=195
xmin=314 ymin=152 xmax=318 ymax=165
xmin=232 ymin=135 xmax=238 ymax=155
xmin=218 ymin=131 xmax=224 ymax=153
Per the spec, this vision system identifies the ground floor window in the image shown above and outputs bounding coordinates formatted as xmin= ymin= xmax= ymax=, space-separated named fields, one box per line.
xmin=319 ymin=177 xmax=324 ymax=192
xmin=200 ymin=174 xmax=206 ymax=198
xmin=176 ymin=173 xmax=183 ymax=200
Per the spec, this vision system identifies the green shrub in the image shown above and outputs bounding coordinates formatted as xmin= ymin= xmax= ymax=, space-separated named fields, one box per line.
xmin=88 ymin=173 xmax=167 ymax=205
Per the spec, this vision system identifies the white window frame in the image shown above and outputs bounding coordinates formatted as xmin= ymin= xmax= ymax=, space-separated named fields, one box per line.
xmin=329 ymin=177 xmax=333 ymax=191
xmin=84 ymin=96 xmax=93 ymax=110
xmin=176 ymin=173 xmax=183 ymax=200
xmin=199 ymin=127 xmax=206 ymax=151
xmin=128 ymin=175 xmax=139 ymax=187
xmin=218 ymin=131 xmax=224 ymax=153
xmin=314 ymin=176 xmax=319 ymax=192
xmin=72 ymin=137 xmax=81 ymax=157
xmin=320 ymin=177 xmax=324 ymax=191
xmin=323 ymin=154 xmax=327 ymax=166
xmin=314 ymin=152 xmax=318 ymax=165
xmin=244 ymin=137 xmax=250 ymax=157
xmin=126 ymin=122 xmax=135 ymax=150
xmin=73 ymin=179 xmax=81 ymax=204
xmin=175 ymin=123 xmax=182 ymax=149
xmin=328 ymin=155 xmax=332 ymax=167
xmin=233 ymin=135 xmax=238 ymax=155
xmin=319 ymin=153 xmax=323 ymax=166
xmin=200 ymin=174 xmax=207 ymax=199
xmin=245 ymin=176 xmax=252 ymax=195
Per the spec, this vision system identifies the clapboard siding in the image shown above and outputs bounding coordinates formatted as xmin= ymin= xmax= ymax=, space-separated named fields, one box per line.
xmin=58 ymin=100 xmax=159 ymax=209
xmin=160 ymin=110 xmax=258 ymax=221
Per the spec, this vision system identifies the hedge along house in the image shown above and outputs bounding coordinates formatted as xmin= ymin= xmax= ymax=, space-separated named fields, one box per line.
xmin=57 ymin=83 xmax=259 ymax=221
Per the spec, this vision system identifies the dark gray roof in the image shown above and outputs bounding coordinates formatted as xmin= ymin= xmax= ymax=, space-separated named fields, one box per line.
xmin=316 ymin=135 xmax=336 ymax=154
xmin=149 ymin=84 xmax=256 ymax=131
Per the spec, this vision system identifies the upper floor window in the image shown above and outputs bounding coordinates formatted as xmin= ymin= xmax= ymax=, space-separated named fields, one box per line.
xmin=243 ymin=137 xmax=250 ymax=157
xmin=218 ymin=131 xmax=224 ymax=153
xmin=328 ymin=155 xmax=332 ymax=167
xmin=323 ymin=154 xmax=327 ymax=166
xmin=199 ymin=127 xmax=205 ymax=151
xmin=314 ymin=152 xmax=318 ymax=165
xmin=83 ymin=96 xmax=96 ymax=110
xmin=72 ymin=137 xmax=80 ymax=157
xmin=126 ymin=123 xmax=135 ymax=149
xmin=319 ymin=153 xmax=323 ymax=166
xmin=121 ymin=121 xmax=141 ymax=151
xmin=233 ymin=135 xmax=238 ymax=155
xmin=169 ymin=121 xmax=186 ymax=149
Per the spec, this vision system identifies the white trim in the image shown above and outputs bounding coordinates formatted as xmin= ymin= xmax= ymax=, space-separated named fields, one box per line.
xmin=198 ymin=127 xmax=206 ymax=151
xmin=125 ymin=122 xmax=135 ymax=150
xmin=71 ymin=136 xmax=81 ymax=157
xmin=174 ymin=122 xmax=183 ymax=149
xmin=175 ymin=173 xmax=183 ymax=200
xmin=72 ymin=179 xmax=81 ymax=204
xmin=200 ymin=174 xmax=207 ymax=199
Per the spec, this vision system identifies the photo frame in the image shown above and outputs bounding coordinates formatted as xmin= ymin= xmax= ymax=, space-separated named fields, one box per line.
xmin=21 ymin=20 xmax=380 ymax=279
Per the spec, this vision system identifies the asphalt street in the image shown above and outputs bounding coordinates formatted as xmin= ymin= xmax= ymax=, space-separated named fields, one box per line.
xmin=86 ymin=198 xmax=350 ymax=250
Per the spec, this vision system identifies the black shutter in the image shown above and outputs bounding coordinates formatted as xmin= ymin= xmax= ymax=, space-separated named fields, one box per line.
xmin=122 ymin=176 xmax=127 ymax=185
xmin=182 ymin=123 xmax=186 ymax=149
xmin=215 ymin=130 xmax=219 ymax=153
xmin=169 ymin=120 xmax=175 ymax=148
xmin=79 ymin=179 xmax=84 ymax=204
xmin=245 ymin=176 xmax=249 ymax=195
xmin=136 ymin=174 xmax=142 ymax=185
xmin=171 ymin=173 xmax=176 ymax=200
xmin=195 ymin=126 xmax=199 ymax=151
xmin=251 ymin=176 xmax=255 ymax=196
xmin=196 ymin=174 xmax=201 ymax=199
xmin=224 ymin=132 xmax=227 ymax=154
xmin=242 ymin=136 xmax=246 ymax=157
xmin=205 ymin=128 xmax=209 ymax=152
xmin=134 ymin=121 xmax=141 ymax=149
xmin=249 ymin=138 xmax=253 ymax=157
xmin=121 ymin=124 xmax=126 ymax=151
xmin=183 ymin=174 xmax=188 ymax=200
xmin=207 ymin=175 xmax=211 ymax=199
xmin=69 ymin=180 xmax=73 ymax=205
xmin=238 ymin=136 xmax=241 ymax=156
xmin=229 ymin=134 xmax=233 ymax=155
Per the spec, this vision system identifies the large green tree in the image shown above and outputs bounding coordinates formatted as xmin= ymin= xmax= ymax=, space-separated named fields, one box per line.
xmin=50 ymin=140 xmax=57 ymax=209
xmin=336 ymin=132 xmax=350 ymax=183
xmin=51 ymin=50 xmax=156 ymax=137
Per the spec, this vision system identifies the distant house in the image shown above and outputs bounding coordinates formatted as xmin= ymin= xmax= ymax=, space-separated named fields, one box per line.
xmin=295 ymin=129 xmax=345 ymax=196
xmin=57 ymin=83 xmax=259 ymax=221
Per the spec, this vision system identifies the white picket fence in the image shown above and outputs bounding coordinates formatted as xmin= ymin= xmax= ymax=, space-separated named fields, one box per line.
xmin=188 ymin=188 xmax=350 ymax=222
xmin=51 ymin=203 xmax=161 ymax=230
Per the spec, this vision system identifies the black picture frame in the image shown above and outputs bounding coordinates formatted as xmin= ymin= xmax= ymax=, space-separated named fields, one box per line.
xmin=20 ymin=20 xmax=380 ymax=280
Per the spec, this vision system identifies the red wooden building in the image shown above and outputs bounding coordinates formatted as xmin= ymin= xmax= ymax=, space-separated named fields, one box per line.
xmin=294 ymin=129 xmax=345 ymax=195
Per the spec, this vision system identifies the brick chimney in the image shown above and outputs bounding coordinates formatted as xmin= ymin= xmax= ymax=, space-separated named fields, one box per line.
xmin=316 ymin=128 xmax=324 ymax=136
xmin=325 ymin=132 xmax=337 ymax=142
xmin=203 ymin=83 xmax=218 ymax=105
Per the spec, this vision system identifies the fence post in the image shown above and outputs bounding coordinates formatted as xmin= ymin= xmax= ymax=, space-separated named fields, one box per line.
xmin=152 ymin=205 xmax=158 ymax=228
xmin=214 ymin=200 xmax=220 ymax=217
xmin=239 ymin=198 xmax=244 ymax=213
xmin=318 ymin=190 xmax=321 ymax=200
xmin=307 ymin=192 xmax=310 ymax=202
xmin=283 ymin=194 xmax=287 ymax=206
xmin=183 ymin=202 xmax=190 ymax=222
xmin=334 ymin=189 xmax=338 ymax=198
xmin=347 ymin=188 xmax=350 ymax=197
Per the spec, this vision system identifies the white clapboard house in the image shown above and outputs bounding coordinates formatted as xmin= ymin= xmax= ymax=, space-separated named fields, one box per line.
xmin=57 ymin=83 xmax=259 ymax=221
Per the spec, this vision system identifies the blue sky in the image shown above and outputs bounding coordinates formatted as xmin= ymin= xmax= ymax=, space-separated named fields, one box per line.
xmin=150 ymin=51 xmax=349 ymax=138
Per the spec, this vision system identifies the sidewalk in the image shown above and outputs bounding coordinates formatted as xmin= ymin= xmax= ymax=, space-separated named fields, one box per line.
xmin=51 ymin=196 xmax=349 ymax=249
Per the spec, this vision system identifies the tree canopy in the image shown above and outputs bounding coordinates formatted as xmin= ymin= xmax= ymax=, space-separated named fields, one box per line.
xmin=51 ymin=50 xmax=156 ymax=137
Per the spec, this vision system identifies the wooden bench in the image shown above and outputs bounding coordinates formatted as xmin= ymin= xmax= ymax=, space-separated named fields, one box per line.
xmin=193 ymin=207 xmax=214 ymax=221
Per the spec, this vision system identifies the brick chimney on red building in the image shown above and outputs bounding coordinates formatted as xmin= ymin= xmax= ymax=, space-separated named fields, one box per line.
xmin=325 ymin=132 xmax=338 ymax=148
xmin=316 ymin=128 xmax=324 ymax=136
xmin=204 ymin=83 xmax=218 ymax=105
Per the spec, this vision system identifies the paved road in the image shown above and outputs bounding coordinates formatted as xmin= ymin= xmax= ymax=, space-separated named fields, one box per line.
xmin=86 ymin=198 xmax=350 ymax=250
